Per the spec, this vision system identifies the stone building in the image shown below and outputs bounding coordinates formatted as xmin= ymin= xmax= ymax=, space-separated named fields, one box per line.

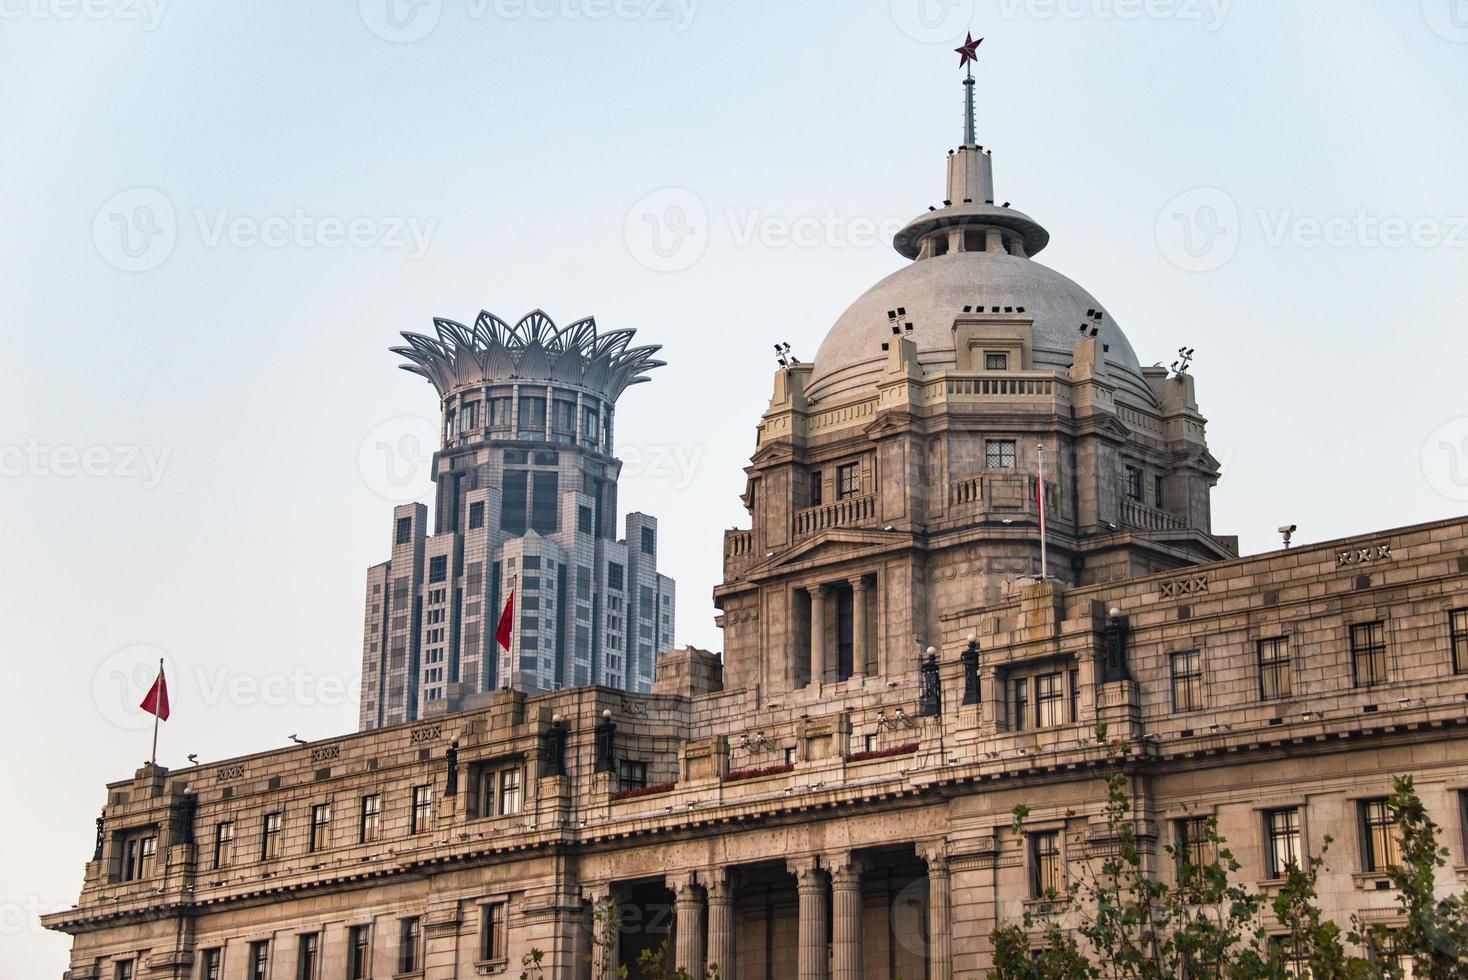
xmin=359 ymin=310 xmax=677 ymax=729
xmin=44 ymin=100 xmax=1468 ymax=980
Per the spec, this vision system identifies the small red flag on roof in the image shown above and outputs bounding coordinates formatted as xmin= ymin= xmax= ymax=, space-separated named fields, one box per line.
xmin=140 ymin=665 xmax=170 ymax=722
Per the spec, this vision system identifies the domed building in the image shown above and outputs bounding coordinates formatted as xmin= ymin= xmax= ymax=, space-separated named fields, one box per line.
xmin=44 ymin=70 xmax=1468 ymax=980
xmin=717 ymin=138 xmax=1235 ymax=698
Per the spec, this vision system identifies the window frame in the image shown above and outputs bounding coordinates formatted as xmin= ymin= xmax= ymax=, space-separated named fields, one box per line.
xmin=308 ymin=803 xmax=331 ymax=853
xmin=1451 ymin=608 xmax=1468 ymax=675
xmin=1359 ymin=797 xmax=1401 ymax=872
xmin=200 ymin=948 xmax=223 ymax=980
xmin=1036 ymin=671 xmax=1066 ymax=728
xmin=1265 ymin=807 xmax=1302 ymax=879
xmin=410 ymin=785 xmax=432 ymax=835
xmin=1170 ymin=649 xmax=1204 ymax=713
xmin=498 ymin=767 xmax=522 ymax=816
xmin=1124 ymin=465 xmax=1144 ymax=502
xmin=1175 ymin=815 xmax=1217 ymax=885
xmin=295 ymin=932 xmax=319 ymax=980
xmin=1011 ymin=676 xmax=1029 ymax=732
xmin=398 ymin=917 xmax=423 ymax=975
xmin=479 ymin=901 xmax=508 ymax=964
xmin=260 ymin=812 xmax=282 ymax=861
xmin=247 ymin=941 xmax=270 ymax=980
xmin=983 ymin=351 xmax=1009 ymax=371
xmin=985 ymin=439 xmax=1018 ymax=470
xmin=359 ymin=794 xmax=381 ymax=843
xmin=835 ymin=462 xmax=862 ymax=500
xmin=1350 ymin=621 xmax=1388 ymax=687
xmin=1029 ymin=830 xmax=1062 ymax=899
xmin=1257 ymin=636 xmax=1292 ymax=701
xmin=346 ymin=924 xmax=371 ymax=980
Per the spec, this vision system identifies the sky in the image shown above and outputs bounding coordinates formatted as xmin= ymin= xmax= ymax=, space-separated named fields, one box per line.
xmin=2 ymin=0 xmax=1467 ymax=974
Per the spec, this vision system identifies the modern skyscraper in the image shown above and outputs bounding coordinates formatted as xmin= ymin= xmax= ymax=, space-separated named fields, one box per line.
xmin=357 ymin=310 xmax=676 ymax=729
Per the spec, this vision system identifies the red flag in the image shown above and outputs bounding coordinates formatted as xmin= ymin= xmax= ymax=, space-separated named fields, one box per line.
xmin=140 ymin=666 xmax=170 ymax=721
xmin=495 ymin=590 xmax=515 ymax=651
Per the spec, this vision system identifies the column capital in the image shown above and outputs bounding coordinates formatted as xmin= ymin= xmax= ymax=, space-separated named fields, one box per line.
xmin=848 ymin=574 xmax=868 ymax=592
xmin=917 ymin=839 xmax=951 ymax=877
xmin=786 ymin=856 xmax=824 ymax=889
xmin=809 ymin=583 xmax=829 ymax=599
xmin=704 ymin=866 xmax=737 ymax=902
xmin=666 ymin=872 xmax=703 ymax=902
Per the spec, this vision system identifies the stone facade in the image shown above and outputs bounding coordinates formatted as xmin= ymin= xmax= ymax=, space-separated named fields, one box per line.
xmin=44 ymin=110 xmax=1468 ymax=980
xmin=359 ymin=311 xmax=676 ymax=730
xmin=44 ymin=519 xmax=1468 ymax=979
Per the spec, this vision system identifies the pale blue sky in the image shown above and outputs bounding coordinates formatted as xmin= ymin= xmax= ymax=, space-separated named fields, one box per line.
xmin=3 ymin=2 xmax=1467 ymax=974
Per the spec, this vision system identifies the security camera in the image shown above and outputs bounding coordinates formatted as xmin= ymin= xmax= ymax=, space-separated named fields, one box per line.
xmin=1278 ymin=524 xmax=1297 ymax=549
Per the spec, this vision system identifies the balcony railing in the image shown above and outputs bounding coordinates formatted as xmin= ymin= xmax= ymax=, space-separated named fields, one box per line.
xmin=1120 ymin=497 xmax=1186 ymax=531
xmin=793 ymin=494 xmax=876 ymax=538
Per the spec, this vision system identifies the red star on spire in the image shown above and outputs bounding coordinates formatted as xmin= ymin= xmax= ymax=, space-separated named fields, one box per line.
xmin=955 ymin=33 xmax=983 ymax=68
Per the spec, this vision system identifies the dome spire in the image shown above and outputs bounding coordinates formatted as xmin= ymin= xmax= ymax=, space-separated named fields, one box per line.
xmin=954 ymin=33 xmax=983 ymax=147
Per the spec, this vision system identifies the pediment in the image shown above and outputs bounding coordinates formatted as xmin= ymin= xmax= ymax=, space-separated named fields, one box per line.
xmin=744 ymin=527 xmax=906 ymax=580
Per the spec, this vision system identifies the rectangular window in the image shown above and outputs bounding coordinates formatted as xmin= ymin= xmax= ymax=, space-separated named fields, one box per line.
xmin=578 ymin=506 xmax=593 ymax=534
xmin=118 ymin=831 xmax=158 ymax=881
xmin=1451 ymin=608 xmax=1468 ymax=674
xmin=530 ymin=472 xmax=559 ymax=533
xmin=836 ymin=462 xmax=861 ymax=499
xmin=1360 ymin=798 xmax=1401 ymax=872
xmin=359 ymin=795 xmax=381 ymax=843
xmin=213 ymin=822 xmax=235 ymax=869
xmin=346 ymin=925 xmax=370 ymax=980
xmin=115 ymin=961 xmax=134 ymax=980
xmin=986 ymin=440 xmax=1017 ymax=470
xmin=499 ymin=768 xmax=522 ymax=815
xmin=582 ymin=406 xmax=599 ymax=443
xmin=411 ymin=786 xmax=432 ymax=834
xmin=1258 ymin=637 xmax=1292 ymax=701
xmin=461 ymin=400 xmax=479 ymax=430
xmin=1029 ymin=830 xmax=1061 ymax=898
xmin=1036 ymin=672 xmax=1065 ymax=727
xmin=489 ymin=396 xmax=512 ymax=428
xmin=984 ymin=351 xmax=1009 ymax=371
xmin=1068 ymin=668 xmax=1079 ymax=723
xmin=1154 ymin=475 xmax=1165 ymax=508
xmin=1011 ymin=677 xmax=1029 ymax=732
xmin=1125 ymin=465 xmax=1144 ymax=502
xmin=1176 ymin=816 xmax=1216 ymax=883
xmin=809 ymin=472 xmax=823 ymax=507
xmin=395 ymin=517 xmax=412 ymax=545
xmin=1369 ymin=931 xmax=1406 ymax=975
xmin=518 ymin=395 xmax=546 ymax=434
xmin=1170 ymin=650 xmax=1203 ymax=713
xmin=1266 ymin=807 xmax=1302 ymax=878
xmin=200 ymin=949 xmax=222 ymax=980
xmin=1351 ymin=621 xmax=1387 ymax=687
xmin=295 ymin=932 xmax=319 ymax=980
xmin=428 ymin=555 xmax=448 ymax=584
xmin=501 ymin=470 xmax=528 ymax=534
xmin=619 ymin=760 xmax=648 ymax=791
xmin=248 ymin=942 xmax=269 ymax=980
xmin=468 ymin=500 xmax=485 ymax=530
xmin=553 ymin=398 xmax=576 ymax=433
xmin=480 ymin=902 xmax=507 ymax=963
xmin=308 ymin=803 xmax=330 ymax=852
xmin=641 ymin=526 xmax=656 ymax=554
xmin=261 ymin=812 xmax=282 ymax=860
xmin=399 ymin=917 xmax=422 ymax=974
xmin=607 ymin=563 xmax=624 ymax=591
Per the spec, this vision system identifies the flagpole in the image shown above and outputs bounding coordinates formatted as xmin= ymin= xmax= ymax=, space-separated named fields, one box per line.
xmin=1037 ymin=444 xmax=1049 ymax=581
xmin=149 ymin=657 xmax=161 ymax=768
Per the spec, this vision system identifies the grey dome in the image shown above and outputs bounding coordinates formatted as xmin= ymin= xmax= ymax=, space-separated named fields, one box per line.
xmin=806 ymin=250 xmax=1157 ymax=408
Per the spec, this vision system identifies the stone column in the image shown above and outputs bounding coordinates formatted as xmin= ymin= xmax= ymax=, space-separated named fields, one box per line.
xmin=788 ymin=858 xmax=829 ymax=980
xmin=984 ymin=228 xmax=1003 ymax=253
xmin=587 ymin=885 xmax=619 ymax=980
xmin=828 ymin=855 xmax=865 ymax=980
xmin=809 ymin=585 xmax=828 ymax=688
xmin=919 ymin=842 xmax=953 ymax=980
xmin=848 ymin=577 xmax=868 ymax=678
xmin=706 ymin=868 xmax=737 ymax=979
xmin=671 ymin=874 xmax=706 ymax=978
